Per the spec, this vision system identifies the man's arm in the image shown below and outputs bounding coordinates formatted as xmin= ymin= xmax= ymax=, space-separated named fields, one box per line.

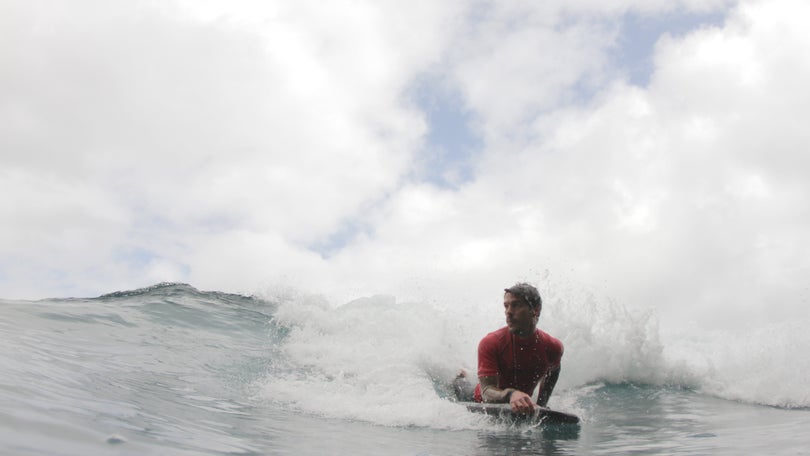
xmin=478 ymin=376 xmax=512 ymax=403
xmin=479 ymin=376 xmax=535 ymax=414
xmin=537 ymin=366 xmax=560 ymax=407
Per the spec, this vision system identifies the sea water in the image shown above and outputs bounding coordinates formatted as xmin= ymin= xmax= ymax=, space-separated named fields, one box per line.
xmin=1 ymin=282 xmax=808 ymax=455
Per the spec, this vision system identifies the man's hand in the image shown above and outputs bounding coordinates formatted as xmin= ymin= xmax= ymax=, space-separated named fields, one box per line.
xmin=508 ymin=390 xmax=536 ymax=415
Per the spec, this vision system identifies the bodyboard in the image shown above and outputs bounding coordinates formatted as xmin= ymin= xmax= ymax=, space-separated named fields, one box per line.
xmin=463 ymin=402 xmax=580 ymax=425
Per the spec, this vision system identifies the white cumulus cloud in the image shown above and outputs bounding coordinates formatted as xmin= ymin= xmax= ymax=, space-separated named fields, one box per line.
xmin=2 ymin=0 xmax=808 ymax=334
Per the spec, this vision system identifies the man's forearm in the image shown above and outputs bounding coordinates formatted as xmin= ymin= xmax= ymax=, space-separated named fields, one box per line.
xmin=479 ymin=376 xmax=516 ymax=403
xmin=481 ymin=385 xmax=516 ymax=403
xmin=537 ymin=367 xmax=560 ymax=406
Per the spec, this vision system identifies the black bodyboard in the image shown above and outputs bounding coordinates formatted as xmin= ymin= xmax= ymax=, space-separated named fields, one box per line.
xmin=463 ymin=402 xmax=580 ymax=424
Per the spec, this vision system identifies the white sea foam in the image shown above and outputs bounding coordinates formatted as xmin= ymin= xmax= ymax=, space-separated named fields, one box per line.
xmin=258 ymin=293 xmax=488 ymax=429
xmin=258 ymin=286 xmax=809 ymax=428
xmin=663 ymin=318 xmax=810 ymax=409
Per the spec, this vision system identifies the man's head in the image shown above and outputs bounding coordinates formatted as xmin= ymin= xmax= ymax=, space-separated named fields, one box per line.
xmin=503 ymin=282 xmax=542 ymax=336
xmin=504 ymin=282 xmax=542 ymax=313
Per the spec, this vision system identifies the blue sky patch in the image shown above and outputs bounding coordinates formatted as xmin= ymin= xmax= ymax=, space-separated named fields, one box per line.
xmin=615 ymin=8 xmax=728 ymax=87
xmin=409 ymin=74 xmax=484 ymax=189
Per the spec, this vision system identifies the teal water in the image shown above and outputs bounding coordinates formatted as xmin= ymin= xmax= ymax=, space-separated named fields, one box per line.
xmin=1 ymin=283 xmax=808 ymax=455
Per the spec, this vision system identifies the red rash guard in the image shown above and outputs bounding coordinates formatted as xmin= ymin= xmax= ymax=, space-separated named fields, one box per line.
xmin=473 ymin=327 xmax=563 ymax=402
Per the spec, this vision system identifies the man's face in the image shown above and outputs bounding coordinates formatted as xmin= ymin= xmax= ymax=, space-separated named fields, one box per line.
xmin=504 ymin=292 xmax=537 ymax=336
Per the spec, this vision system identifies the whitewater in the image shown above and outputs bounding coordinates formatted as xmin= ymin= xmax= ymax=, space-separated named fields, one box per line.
xmin=1 ymin=282 xmax=808 ymax=455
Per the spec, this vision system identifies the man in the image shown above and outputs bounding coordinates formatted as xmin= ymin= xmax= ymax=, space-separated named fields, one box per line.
xmin=454 ymin=283 xmax=563 ymax=414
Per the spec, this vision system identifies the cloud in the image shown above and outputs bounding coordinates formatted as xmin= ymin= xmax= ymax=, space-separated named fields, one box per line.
xmin=1 ymin=0 xmax=442 ymax=296
xmin=2 ymin=0 xmax=808 ymax=333
xmin=306 ymin=0 xmax=810 ymax=329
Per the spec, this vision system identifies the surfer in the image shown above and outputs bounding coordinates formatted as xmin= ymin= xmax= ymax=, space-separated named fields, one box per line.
xmin=454 ymin=283 xmax=563 ymax=415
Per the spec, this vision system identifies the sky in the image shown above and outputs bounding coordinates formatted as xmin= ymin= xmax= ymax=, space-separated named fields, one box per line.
xmin=2 ymin=0 xmax=809 ymax=331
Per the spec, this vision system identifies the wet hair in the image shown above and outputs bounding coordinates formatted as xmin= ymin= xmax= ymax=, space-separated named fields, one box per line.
xmin=504 ymin=282 xmax=542 ymax=312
